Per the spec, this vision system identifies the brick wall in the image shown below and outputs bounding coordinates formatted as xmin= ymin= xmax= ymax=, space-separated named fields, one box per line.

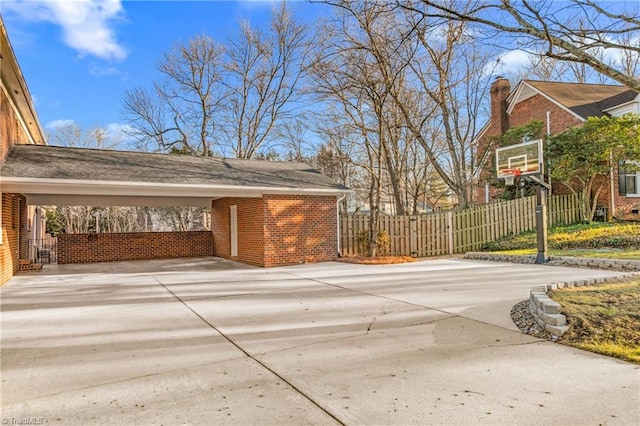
xmin=509 ymin=94 xmax=583 ymax=133
xmin=1 ymin=87 xmax=30 ymax=164
xmin=211 ymin=195 xmax=338 ymax=267
xmin=1 ymin=86 xmax=37 ymax=285
xmin=57 ymin=231 xmax=214 ymax=264
xmin=263 ymin=195 xmax=337 ymax=267
xmin=1 ymin=194 xmax=25 ymax=285
xmin=211 ymin=197 xmax=265 ymax=266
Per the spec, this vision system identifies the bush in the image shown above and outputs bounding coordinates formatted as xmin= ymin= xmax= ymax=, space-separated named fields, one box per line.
xmin=356 ymin=229 xmax=391 ymax=255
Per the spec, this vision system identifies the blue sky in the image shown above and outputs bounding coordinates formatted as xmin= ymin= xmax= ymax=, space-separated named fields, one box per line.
xmin=2 ymin=0 xmax=329 ymax=143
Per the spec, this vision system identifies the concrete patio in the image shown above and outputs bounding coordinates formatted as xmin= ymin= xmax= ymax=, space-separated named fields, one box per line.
xmin=1 ymin=258 xmax=638 ymax=425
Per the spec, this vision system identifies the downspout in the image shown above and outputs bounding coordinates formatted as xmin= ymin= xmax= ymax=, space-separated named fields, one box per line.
xmin=337 ymin=193 xmax=347 ymax=257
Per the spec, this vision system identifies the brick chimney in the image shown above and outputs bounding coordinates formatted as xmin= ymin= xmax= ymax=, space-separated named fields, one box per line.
xmin=490 ymin=77 xmax=510 ymax=134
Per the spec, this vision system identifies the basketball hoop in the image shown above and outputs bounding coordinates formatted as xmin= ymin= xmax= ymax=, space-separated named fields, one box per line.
xmin=501 ymin=168 xmax=521 ymax=186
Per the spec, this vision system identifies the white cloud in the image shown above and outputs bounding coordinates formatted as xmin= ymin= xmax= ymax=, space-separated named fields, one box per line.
xmin=105 ymin=122 xmax=137 ymax=150
xmin=495 ymin=49 xmax=530 ymax=72
xmin=45 ymin=119 xmax=76 ymax=129
xmin=105 ymin=122 xmax=133 ymax=139
xmin=89 ymin=64 xmax=120 ymax=77
xmin=4 ymin=0 xmax=127 ymax=61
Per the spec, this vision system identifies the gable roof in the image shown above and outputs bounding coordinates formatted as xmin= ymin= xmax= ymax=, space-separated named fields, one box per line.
xmin=510 ymin=80 xmax=638 ymax=120
xmin=0 ymin=145 xmax=349 ymax=204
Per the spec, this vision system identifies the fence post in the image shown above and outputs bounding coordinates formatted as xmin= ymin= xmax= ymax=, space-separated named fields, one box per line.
xmin=409 ymin=216 xmax=418 ymax=257
xmin=447 ymin=211 xmax=454 ymax=255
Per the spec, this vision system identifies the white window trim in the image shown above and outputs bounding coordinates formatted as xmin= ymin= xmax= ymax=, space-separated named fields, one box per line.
xmin=625 ymin=161 xmax=640 ymax=197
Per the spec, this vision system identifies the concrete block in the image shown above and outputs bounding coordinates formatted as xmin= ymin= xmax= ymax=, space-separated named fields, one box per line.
xmin=540 ymin=299 xmax=562 ymax=314
xmin=564 ymin=282 xmax=574 ymax=288
xmin=546 ymin=283 xmax=558 ymax=291
xmin=531 ymin=286 xmax=547 ymax=294
xmin=540 ymin=312 xmax=566 ymax=326
xmin=535 ymin=295 xmax=551 ymax=309
xmin=555 ymin=282 xmax=566 ymax=289
xmin=545 ymin=324 xmax=569 ymax=337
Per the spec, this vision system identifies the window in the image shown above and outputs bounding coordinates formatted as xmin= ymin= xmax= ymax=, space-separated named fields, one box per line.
xmin=626 ymin=171 xmax=639 ymax=196
xmin=620 ymin=161 xmax=640 ymax=196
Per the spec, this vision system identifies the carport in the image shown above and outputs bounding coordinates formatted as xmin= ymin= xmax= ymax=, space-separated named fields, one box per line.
xmin=0 ymin=144 xmax=349 ymax=269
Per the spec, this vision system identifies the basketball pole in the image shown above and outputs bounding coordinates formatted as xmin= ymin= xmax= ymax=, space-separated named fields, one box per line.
xmin=530 ymin=161 xmax=550 ymax=264
xmin=535 ymin=183 xmax=549 ymax=264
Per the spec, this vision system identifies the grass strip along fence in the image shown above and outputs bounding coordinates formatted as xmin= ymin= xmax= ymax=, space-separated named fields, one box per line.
xmin=340 ymin=194 xmax=581 ymax=257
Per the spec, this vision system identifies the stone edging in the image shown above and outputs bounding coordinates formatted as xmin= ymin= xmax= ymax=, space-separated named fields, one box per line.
xmin=528 ymin=273 xmax=639 ymax=337
xmin=464 ymin=252 xmax=640 ymax=272
xmin=463 ymin=252 xmax=640 ymax=338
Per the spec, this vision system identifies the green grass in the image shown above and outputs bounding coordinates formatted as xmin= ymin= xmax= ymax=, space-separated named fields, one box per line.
xmin=492 ymin=248 xmax=640 ymax=260
xmin=548 ymin=280 xmax=640 ymax=364
xmin=482 ymin=222 xmax=640 ymax=256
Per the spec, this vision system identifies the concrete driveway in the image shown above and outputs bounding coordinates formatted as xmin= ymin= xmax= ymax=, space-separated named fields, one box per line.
xmin=1 ymin=258 xmax=639 ymax=425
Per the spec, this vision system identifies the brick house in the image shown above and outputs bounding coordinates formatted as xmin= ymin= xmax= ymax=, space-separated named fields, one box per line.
xmin=1 ymin=17 xmax=47 ymax=285
xmin=0 ymin=19 xmax=350 ymax=286
xmin=475 ymin=78 xmax=640 ymax=220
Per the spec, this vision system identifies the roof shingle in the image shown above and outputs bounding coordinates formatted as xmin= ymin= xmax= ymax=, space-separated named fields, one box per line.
xmin=1 ymin=144 xmax=349 ymax=192
xmin=524 ymin=80 xmax=638 ymax=119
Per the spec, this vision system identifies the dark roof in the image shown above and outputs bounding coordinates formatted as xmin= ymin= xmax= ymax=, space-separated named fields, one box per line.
xmin=1 ymin=144 xmax=349 ymax=192
xmin=524 ymin=80 xmax=638 ymax=119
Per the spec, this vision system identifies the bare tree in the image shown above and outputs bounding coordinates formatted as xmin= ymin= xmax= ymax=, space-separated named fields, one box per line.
xmin=399 ymin=0 xmax=640 ymax=90
xmin=313 ymin=116 xmax=363 ymax=214
xmin=221 ymin=3 xmax=315 ymax=159
xmin=123 ymin=35 xmax=225 ymax=156
xmin=47 ymin=123 xmax=121 ymax=149
xmin=313 ymin=1 xmax=419 ymax=255
xmin=277 ymin=117 xmax=314 ymax=162
xmin=392 ymin=9 xmax=495 ymax=207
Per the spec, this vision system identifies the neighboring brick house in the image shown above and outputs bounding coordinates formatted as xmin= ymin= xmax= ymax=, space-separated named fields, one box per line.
xmin=475 ymin=78 xmax=640 ymax=220
xmin=1 ymin=17 xmax=47 ymax=285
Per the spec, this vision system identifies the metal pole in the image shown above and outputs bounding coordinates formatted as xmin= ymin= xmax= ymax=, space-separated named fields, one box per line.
xmin=535 ymin=158 xmax=548 ymax=264
xmin=535 ymin=185 xmax=548 ymax=264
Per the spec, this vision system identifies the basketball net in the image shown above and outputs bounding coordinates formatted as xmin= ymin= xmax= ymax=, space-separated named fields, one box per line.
xmin=502 ymin=168 xmax=521 ymax=186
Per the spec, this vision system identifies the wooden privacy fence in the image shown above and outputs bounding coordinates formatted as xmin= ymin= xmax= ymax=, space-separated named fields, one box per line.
xmin=340 ymin=193 xmax=581 ymax=257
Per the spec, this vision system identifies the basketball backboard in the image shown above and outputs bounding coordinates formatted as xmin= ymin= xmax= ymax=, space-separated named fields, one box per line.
xmin=496 ymin=139 xmax=542 ymax=179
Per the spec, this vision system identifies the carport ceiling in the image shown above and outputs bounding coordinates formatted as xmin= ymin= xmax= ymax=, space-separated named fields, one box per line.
xmin=0 ymin=145 xmax=350 ymax=206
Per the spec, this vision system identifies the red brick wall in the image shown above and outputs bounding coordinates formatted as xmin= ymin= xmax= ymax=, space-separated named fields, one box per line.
xmin=1 ymin=87 xmax=38 ymax=285
xmin=211 ymin=197 xmax=265 ymax=266
xmin=211 ymin=195 xmax=338 ymax=267
xmin=57 ymin=231 xmax=214 ymax=264
xmin=263 ymin=195 xmax=337 ymax=267
xmin=509 ymin=94 xmax=583 ymax=133
xmin=1 ymin=194 xmax=25 ymax=285
xmin=1 ymin=88 xmax=30 ymax=164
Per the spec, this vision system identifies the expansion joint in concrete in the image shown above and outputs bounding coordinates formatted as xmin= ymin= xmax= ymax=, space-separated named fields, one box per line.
xmin=153 ymin=277 xmax=347 ymax=426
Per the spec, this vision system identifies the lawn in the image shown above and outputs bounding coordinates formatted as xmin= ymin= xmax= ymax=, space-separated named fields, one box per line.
xmin=485 ymin=222 xmax=640 ymax=363
xmin=482 ymin=222 xmax=640 ymax=260
xmin=549 ymin=280 xmax=640 ymax=364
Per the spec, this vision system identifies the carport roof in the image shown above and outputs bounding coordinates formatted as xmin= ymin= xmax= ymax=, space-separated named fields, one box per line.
xmin=0 ymin=145 xmax=350 ymax=205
